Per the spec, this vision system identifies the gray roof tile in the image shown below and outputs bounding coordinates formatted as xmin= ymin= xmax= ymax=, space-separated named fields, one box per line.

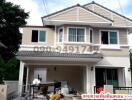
xmin=16 ymin=51 xmax=103 ymax=59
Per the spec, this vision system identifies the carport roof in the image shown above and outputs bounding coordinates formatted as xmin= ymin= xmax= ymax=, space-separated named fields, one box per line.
xmin=16 ymin=51 xmax=103 ymax=59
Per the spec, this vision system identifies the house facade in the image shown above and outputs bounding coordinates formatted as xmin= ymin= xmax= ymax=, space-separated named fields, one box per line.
xmin=17 ymin=1 xmax=132 ymax=96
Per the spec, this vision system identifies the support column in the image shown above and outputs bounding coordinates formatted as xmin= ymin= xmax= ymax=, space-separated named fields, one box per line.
xmin=86 ymin=65 xmax=95 ymax=94
xmin=86 ymin=65 xmax=91 ymax=93
xmin=18 ymin=61 xmax=25 ymax=96
xmin=25 ymin=66 xmax=29 ymax=92
xmin=125 ymin=67 xmax=132 ymax=87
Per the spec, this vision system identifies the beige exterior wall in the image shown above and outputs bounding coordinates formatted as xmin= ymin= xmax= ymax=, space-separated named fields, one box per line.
xmin=22 ymin=26 xmax=129 ymax=57
xmin=48 ymin=6 xmax=110 ymax=23
xmin=93 ymin=28 xmax=128 ymax=45
xmin=101 ymin=47 xmax=129 ymax=57
xmin=22 ymin=27 xmax=54 ymax=46
xmin=28 ymin=66 xmax=84 ymax=92
xmin=85 ymin=4 xmax=112 ymax=20
xmin=49 ymin=8 xmax=77 ymax=21
xmin=79 ymin=7 xmax=109 ymax=22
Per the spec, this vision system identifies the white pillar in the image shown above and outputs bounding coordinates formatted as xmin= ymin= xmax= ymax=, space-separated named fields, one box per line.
xmin=83 ymin=67 xmax=86 ymax=93
xmin=125 ymin=67 xmax=132 ymax=87
xmin=86 ymin=65 xmax=91 ymax=93
xmin=25 ymin=67 xmax=29 ymax=92
xmin=18 ymin=61 xmax=25 ymax=96
xmin=86 ymin=65 xmax=95 ymax=94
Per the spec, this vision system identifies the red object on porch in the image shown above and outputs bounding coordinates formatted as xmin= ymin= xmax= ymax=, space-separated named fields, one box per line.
xmin=97 ymin=87 xmax=104 ymax=93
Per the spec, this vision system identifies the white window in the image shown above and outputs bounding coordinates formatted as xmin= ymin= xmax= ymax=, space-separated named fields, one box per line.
xmin=68 ymin=27 xmax=85 ymax=42
xmin=58 ymin=28 xmax=63 ymax=42
xmin=101 ymin=31 xmax=118 ymax=44
xmin=32 ymin=30 xmax=46 ymax=42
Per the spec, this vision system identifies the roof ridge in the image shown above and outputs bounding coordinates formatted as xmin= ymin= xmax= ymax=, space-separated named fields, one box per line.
xmin=83 ymin=1 xmax=132 ymax=22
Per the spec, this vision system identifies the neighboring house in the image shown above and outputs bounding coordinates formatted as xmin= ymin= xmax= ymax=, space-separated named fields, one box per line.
xmin=16 ymin=1 xmax=132 ymax=95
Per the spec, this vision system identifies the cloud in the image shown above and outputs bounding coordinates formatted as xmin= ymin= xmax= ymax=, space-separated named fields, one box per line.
xmin=6 ymin=0 xmax=43 ymax=25
xmin=127 ymin=13 xmax=132 ymax=19
xmin=46 ymin=0 xmax=131 ymax=13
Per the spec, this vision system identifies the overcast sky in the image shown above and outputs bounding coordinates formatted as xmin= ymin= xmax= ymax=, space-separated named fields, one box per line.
xmin=6 ymin=0 xmax=132 ymax=45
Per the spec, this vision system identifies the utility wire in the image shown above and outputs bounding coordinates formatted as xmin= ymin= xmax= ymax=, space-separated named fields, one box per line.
xmin=42 ymin=0 xmax=48 ymax=15
xmin=117 ymin=0 xmax=124 ymax=15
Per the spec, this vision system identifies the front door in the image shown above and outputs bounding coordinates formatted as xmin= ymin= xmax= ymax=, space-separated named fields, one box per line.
xmin=34 ymin=68 xmax=47 ymax=83
xmin=96 ymin=68 xmax=118 ymax=87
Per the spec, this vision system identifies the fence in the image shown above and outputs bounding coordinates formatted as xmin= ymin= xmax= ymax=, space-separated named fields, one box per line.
xmin=4 ymin=80 xmax=18 ymax=99
xmin=113 ymin=87 xmax=132 ymax=94
xmin=94 ymin=86 xmax=132 ymax=94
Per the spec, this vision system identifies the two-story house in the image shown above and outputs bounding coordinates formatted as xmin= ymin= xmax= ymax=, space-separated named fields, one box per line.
xmin=16 ymin=1 xmax=132 ymax=96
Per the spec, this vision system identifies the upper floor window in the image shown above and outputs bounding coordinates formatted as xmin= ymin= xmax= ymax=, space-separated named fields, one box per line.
xmin=101 ymin=31 xmax=118 ymax=44
xmin=31 ymin=30 xmax=46 ymax=42
xmin=68 ymin=27 xmax=85 ymax=42
xmin=58 ymin=28 xmax=63 ymax=42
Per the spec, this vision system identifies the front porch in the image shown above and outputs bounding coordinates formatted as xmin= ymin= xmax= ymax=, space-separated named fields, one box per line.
xmin=16 ymin=51 xmax=102 ymax=97
xmin=16 ymin=50 xmax=131 ymax=99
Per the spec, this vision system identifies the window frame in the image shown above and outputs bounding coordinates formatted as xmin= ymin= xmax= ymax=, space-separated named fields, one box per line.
xmin=99 ymin=30 xmax=119 ymax=45
xmin=31 ymin=30 xmax=47 ymax=43
xmin=57 ymin=27 xmax=64 ymax=43
xmin=89 ymin=28 xmax=94 ymax=43
xmin=67 ymin=27 xmax=86 ymax=43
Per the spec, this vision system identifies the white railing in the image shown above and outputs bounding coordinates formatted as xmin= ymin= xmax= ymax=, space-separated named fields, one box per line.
xmin=19 ymin=44 xmax=100 ymax=54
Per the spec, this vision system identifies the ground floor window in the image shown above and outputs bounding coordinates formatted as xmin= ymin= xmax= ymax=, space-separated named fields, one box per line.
xmin=96 ymin=68 xmax=118 ymax=87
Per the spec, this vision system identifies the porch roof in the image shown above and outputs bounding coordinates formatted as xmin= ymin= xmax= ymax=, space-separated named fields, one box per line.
xmin=16 ymin=51 xmax=103 ymax=65
xmin=16 ymin=51 xmax=103 ymax=58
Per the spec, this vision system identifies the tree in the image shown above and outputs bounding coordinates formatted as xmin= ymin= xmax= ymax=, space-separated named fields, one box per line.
xmin=0 ymin=0 xmax=29 ymax=59
xmin=0 ymin=56 xmax=19 ymax=83
xmin=0 ymin=0 xmax=29 ymax=81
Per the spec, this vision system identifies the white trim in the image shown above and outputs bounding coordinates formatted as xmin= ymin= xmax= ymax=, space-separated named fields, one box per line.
xmin=45 ymin=19 xmax=112 ymax=24
xmin=89 ymin=28 xmax=94 ymax=43
xmin=17 ymin=56 xmax=102 ymax=63
xmin=95 ymin=65 xmax=125 ymax=68
xmin=67 ymin=26 xmax=86 ymax=43
xmin=32 ymin=30 xmax=47 ymax=44
xmin=57 ymin=26 xmax=64 ymax=43
xmin=127 ymin=29 xmax=129 ymax=45
xmin=85 ymin=27 xmax=87 ymax=43
xmin=99 ymin=29 xmax=119 ymax=45
xmin=54 ymin=25 xmax=57 ymax=46
xmin=25 ymin=67 xmax=29 ymax=92
xmin=100 ymin=45 xmax=120 ymax=50
xmin=38 ymin=30 xmax=47 ymax=43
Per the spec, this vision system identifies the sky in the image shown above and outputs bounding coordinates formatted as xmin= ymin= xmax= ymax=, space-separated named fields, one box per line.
xmin=6 ymin=0 xmax=132 ymax=45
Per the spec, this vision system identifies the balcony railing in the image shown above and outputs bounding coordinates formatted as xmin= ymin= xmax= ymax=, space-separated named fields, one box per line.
xmin=19 ymin=44 xmax=100 ymax=54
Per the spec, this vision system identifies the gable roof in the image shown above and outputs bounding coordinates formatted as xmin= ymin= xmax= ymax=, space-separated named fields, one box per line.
xmin=42 ymin=4 xmax=113 ymax=22
xmin=83 ymin=1 xmax=132 ymax=22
